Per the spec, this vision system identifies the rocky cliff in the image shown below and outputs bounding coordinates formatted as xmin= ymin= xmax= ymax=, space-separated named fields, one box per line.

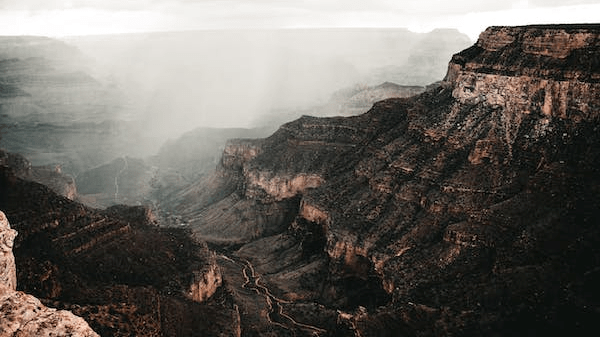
xmin=162 ymin=24 xmax=600 ymax=336
xmin=1 ymin=211 xmax=99 ymax=337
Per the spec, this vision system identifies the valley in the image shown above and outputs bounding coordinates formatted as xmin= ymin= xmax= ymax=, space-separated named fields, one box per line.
xmin=1 ymin=24 xmax=600 ymax=336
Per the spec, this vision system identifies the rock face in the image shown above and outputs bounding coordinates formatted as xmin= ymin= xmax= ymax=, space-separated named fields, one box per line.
xmin=0 ymin=212 xmax=17 ymax=291
xmin=162 ymin=24 xmax=600 ymax=336
xmin=447 ymin=25 xmax=600 ymax=122
xmin=0 ymin=287 xmax=100 ymax=337
xmin=1 ymin=211 xmax=99 ymax=337
xmin=186 ymin=253 xmax=223 ymax=302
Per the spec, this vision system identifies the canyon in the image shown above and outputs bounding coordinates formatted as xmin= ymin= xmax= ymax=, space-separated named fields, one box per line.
xmin=162 ymin=24 xmax=600 ymax=336
xmin=1 ymin=24 xmax=599 ymax=336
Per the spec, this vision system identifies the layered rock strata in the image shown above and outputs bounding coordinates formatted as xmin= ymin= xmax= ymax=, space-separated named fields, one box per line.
xmin=187 ymin=253 xmax=223 ymax=302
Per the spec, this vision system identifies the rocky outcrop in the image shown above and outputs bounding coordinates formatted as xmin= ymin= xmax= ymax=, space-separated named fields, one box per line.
xmin=222 ymin=139 xmax=263 ymax=169
xmin=1 ymin=211 xmax=99 ymax=337
xmin=30 ymin=165 xmax=77 ymax=200
xmin=186 ymin=253 xmax=222 ymax=302
xmin=447 ymin=25 xmax=600 ymax=122
xmin=299 ymin=199 xmax=330 ymax=226
xmin=0 ymin=212 xmax=17 ymax=292
xmin=244 ymin=170 xmax=324 ymax=201
xmin=0 ymin=287 xmax=99 ymax=337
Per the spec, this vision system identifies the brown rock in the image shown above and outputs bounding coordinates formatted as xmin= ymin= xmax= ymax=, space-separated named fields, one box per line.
xmin=0 ymin=211 xmax=99 ymax=336
xmin=0 ymin=286 xmax=99 ymax=337
xmin=0 ymin=211 xmax=16 ymax=292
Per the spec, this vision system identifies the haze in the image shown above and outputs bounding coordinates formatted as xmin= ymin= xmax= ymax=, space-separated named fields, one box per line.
xmin=0 ymin=0 xmax=597 ymax=176
xmin=0 ymin=27 xmax=471 ymax=177
xmin=63 ymin=29 xmax=470 ymax=135
xmin=1 ymin=0 xmax=599 ymax=39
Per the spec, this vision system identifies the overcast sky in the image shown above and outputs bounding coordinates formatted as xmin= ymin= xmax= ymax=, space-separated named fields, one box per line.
xmin=0 ymin=0 xmax=598 ymax=40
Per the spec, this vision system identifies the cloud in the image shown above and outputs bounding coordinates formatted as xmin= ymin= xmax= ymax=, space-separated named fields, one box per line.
xmin=2 ymin=0 xmax=595 ymax=13
xmin=0 ymin=0 xmax=163 ymax=11
xmin=529 ymin=0 xmax=600 ymax=6
xmin=0 ymin=0 xmax=597 ymax=37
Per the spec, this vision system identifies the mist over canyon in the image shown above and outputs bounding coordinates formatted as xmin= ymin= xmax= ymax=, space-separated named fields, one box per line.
xmin=0 ymin=28 xmax=470 ymax=208
xmin=1 ymin=24 xmax=600 ymax=336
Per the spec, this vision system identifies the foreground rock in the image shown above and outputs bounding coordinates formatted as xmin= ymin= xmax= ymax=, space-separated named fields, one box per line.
xmin=0 ymin=212 xmax=17 ymax=294
xmin=1 ymin=211 xmax=99 ymax=337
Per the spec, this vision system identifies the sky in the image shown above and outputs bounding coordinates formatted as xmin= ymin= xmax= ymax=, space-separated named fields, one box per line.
xmin=0 ymin=0 xmax=598 ymax=40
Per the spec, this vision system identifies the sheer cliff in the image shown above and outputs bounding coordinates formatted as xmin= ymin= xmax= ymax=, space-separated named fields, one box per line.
xmin=164 ymin=24 xmax=600 ymax=336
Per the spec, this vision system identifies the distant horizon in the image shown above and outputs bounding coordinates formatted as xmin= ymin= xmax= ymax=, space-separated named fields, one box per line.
xmin=1 ymin=1 xmax=598 ymax=41
xmin=5 ymin=23 xmax=599 ymax=43
xmin=52 ymin=26 xmax=472 ymax=40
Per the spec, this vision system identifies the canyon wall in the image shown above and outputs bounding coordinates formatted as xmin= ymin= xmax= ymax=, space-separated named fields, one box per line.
xmin=0 ymin=167 xmax=240 ymax=336
xmin=186 ymin=254 xmax=223 ymax=302
xmin=447 ymin=25 xmax=600 ymax=122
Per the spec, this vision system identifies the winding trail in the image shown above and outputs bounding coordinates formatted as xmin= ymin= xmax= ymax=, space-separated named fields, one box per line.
xmin=114 ymin=156 xmax=128 ymax=202
xmin=217 ymin=254 xmax=326 ymax=336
